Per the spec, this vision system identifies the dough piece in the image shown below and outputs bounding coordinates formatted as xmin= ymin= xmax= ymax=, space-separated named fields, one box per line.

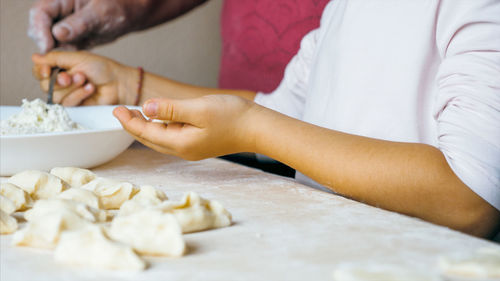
xmin=332 ymin=263 xmax=436 ymax=281
xmin=54 ymin=225 xmax=146 ymax=271
xmin=109 ymin=210 xmax=185 ymax=257
xmin=0 ymin=183 xmax=33 ymax=211
xmin=0 ymin=195 xmax=16 ymax=215
xmin=50 ymin=167 xmax=96 ymax=188
xmin=8 ymin=170 xmax=66 ymax=200
xmin=14 ymin=199 xmax=106 ymax=249
xmin=119 ymin=185 xmax=168 ymax=216
xmin=158 ymin=192 xmax=232 ymax=233
xmin=0 ymin=210 xmax=18 ymax=234
xmin=24 ymin=199 xmax=106 ymax=223
xmin=57 ymin=187 xmax=101 ymax=209
xmin=439 ymin=248 xmax=500 ymax=279
xmin=82 ymin=178 xmax=139 ymax=209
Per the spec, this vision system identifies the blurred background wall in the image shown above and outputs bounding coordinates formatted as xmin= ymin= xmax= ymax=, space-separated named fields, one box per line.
xmin=0 ymin=0 xmax=222 ymax=105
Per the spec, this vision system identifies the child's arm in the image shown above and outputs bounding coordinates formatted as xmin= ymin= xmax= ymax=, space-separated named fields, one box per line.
xmin=113 ymin=96 xmax=500 ymax=238
xmin=32 ymin=51 xmax=256 ymax=106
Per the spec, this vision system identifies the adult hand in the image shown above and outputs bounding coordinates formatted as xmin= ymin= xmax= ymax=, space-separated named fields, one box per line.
xmin=113 ymin=95 xmax=258 ymax=160
xmin=28 ymin=0 xmax=152 ymax=53
xmin=32 ymin=51 xmax=136 ymax=106
xmin=28 ymin=0 xmax=208 ymax=53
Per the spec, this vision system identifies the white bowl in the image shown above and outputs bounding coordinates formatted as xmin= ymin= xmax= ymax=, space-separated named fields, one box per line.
xmin=0 ymin=105 xmax=137 ymax=176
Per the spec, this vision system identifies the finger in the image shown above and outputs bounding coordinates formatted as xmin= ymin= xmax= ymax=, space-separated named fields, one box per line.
xmin=32 ymin=64 xmax=52 ymax=80
xmin=72 ymin=72 xmax=87 ymax=86
xmin=114 ymin=107 xmax=175 ymax=148
xmin=57 ymin=72 xmax=72 ymax=87
xmin=39 ymin=77 xmax=79 ymax=93
xmin=142 ymin=98 xmax=206 ymax=126
xmin=28 ymin=3 xmax=55 ymax=53
xmin=61 ymin=86 xmax=95 ymax=107
xmin=32 ymin=51 xmax=85 ymax=70
xmin=52 ymin=3 xmax=99 ymax=43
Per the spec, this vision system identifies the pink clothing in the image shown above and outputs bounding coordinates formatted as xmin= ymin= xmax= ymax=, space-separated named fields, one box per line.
xmin=219 ymin=0 xmax=330 ymax=93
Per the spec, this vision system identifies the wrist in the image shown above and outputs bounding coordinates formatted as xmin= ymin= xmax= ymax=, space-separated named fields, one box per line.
xmin=115 ymin=64 xmax=140 ymax=105
xmin=237 ymin=102 xmax=269 ymax=154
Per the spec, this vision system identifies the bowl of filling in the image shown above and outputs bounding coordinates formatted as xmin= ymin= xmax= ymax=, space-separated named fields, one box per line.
xmin=0 ymin=99 xmax=136 ymax=176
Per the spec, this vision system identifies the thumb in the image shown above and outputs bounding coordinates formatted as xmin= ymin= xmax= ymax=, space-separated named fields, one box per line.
xmin=143 ymin=98 xmax=207 ymax=126
xmin=32 ymin=51 xmax=86 ymax=70
xmin=52 ymin=4 xmax=99 ymax=43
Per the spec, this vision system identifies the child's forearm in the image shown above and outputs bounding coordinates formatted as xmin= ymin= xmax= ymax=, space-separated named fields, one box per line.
xmin=120 ymin=66 xmax=256 ymax=104
xmin=247 ymin=105 xmax=500 ymax=237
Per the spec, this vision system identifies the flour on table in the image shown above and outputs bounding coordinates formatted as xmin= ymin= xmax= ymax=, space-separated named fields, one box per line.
xmin=1 ymin=99 xmax=83 ymax=135
xmin=332 ymin=263 xmax=437 ymax=281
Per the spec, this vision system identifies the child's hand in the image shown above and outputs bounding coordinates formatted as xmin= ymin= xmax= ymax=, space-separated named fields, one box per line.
xmin=32 ymin=51 xmax=135 ymax=106
xmin=113 ymin=95 xmax=258 ymax=160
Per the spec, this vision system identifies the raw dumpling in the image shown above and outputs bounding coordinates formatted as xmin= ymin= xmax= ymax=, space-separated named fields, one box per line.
xmin=0 ymin=195 xmax=16 ymax=215
xmin=0 ymin=183 xmax=33 ymax=211
xmin=14 ymin=199 xmax=107 ymax=249
xmin=0 ymin=210 xmax=18 ymax=234
xmin=158 ymin=192 xmax=232 ymax=233
xmin=439 ymin=248 xmax=500 ymax=279
xmin=109 ymin=209 xmax=184 ymax=257
xmin=82 ymin=178 xmax=139 ymax=209
xmin=119 ymin=185 xmax=168 ymax=216
xmin=50 ymin=167 xmax=96 ymax=187
xmin=57 ymin=187 xmax=101 ymax=209
xmin=8 ymin=170 xmax=66 ymax=200
xmin=54 ymin=225 xmax=146 ymax=271
xmin=24 ymin=199 xmax=106 ymax=223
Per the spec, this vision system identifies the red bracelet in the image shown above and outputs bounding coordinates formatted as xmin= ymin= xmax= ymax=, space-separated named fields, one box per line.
xmin=134 ymin=67 xmax=144 ymax=106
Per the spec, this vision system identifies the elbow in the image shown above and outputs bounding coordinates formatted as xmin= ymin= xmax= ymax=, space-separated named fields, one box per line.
xmin=444 ymin=197 xmax=500 ymax=239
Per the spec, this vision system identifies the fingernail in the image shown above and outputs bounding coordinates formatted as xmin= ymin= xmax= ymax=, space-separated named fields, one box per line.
xmin=144 ymin=102 xmax=158 ymax=116
xmin=84 ymin=83 xmax=94 ymax=92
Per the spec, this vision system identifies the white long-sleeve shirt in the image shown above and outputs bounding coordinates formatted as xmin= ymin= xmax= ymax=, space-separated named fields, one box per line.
xmin=254 ymin=0 xmax=500 ymax=210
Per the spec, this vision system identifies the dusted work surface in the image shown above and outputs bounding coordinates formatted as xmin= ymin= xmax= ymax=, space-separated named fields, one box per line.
xmin=1 ymin=144 xmax=498 ymax=281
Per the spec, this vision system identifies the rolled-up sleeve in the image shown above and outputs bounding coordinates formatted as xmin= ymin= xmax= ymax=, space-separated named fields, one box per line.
xmin=435 ymin=0 xmax=500 ymax=210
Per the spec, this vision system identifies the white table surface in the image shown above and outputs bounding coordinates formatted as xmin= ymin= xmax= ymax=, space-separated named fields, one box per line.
xmin=1 ymin=144 xmax=499 ymax=281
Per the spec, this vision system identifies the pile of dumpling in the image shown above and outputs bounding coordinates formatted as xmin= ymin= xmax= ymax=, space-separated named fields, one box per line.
xmin=0 ymin=167 xmax=232 ymax=271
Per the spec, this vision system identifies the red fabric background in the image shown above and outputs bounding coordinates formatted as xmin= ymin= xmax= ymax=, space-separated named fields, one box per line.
xmin=219 ymin=0 xmax=330 ymax=93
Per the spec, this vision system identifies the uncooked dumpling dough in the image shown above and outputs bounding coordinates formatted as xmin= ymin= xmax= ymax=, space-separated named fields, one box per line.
xmin=158 ymin=192 xmax=232 ymax=233
xmin=50 ymin=167 xmax=96 ymax=187
xmin=8 ymin=170 xmax=66 ymax=200
xmin=54 ymin=225 xmax=146 ymax=271
xmin=57 ymin=187 xmax=101 ymax=209
xmin=0 ymin=195 xmax=16 ymax=215
xmin=332 ymin=263 xmax=436 ymax=281
xmin=14 ymin=199 xmax=106 ymax=249
xmin=0 ymin=183 xmax=33 ymax=211
xmin=439 ymin=248 xmax=500 ymax=279
xmin=109 ymin=209 xmax=184 ymax=257
xmin=119 ymin=185 xmax=167 ymax=216
xmin=0 ymin=210 xmax=18 ymax=234
xmin=82 ymin=177 xmax=139 ymax=209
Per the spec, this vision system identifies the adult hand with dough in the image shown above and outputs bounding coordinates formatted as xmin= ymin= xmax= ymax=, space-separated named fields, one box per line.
xmin=28 ymin=0 xmax=207 ymax=53
xmin=29 ymin=0 xmax=208 ymax=99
